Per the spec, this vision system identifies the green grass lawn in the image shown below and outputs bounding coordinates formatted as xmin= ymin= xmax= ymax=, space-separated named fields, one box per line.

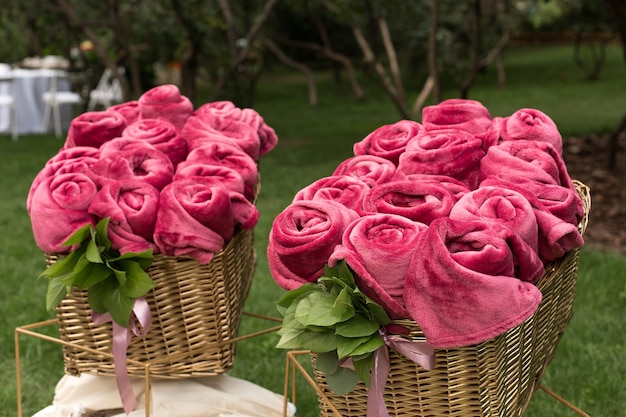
xmin=2 ymin=44 xmax=625 ymax=417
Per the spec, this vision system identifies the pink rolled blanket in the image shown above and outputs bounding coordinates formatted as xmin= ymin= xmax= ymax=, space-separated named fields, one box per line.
xmin=479 ymin=140 xmax=576 ymax=191
xmin=174 ymin=161 xmax=246 ymax=196
xmin=267 ymin=200 xmax=359 ymax=291
xmin=91 ymin=148 xmax=174 ymax=191
xmin=88 ymin=179 xmax=160 ymax=254
xmin=397 ymin=128 xmax=485 ymax=189
xmin=362 ymin=180 xmax=456 ymax=225
xmin=27 ymin=149 xmax=100 ymax=214
xmin=391 ymin=173 xmax=470 ymax=200
xmin=99 ymin=137 xmax=158 ymax=160
xmin=138 ymin=84 xmax=193 ymax=132
xmin=499 ymin=108 xmax=563 ymax=155
xmin=332 ymin=155 xmax=397 ymax=187
xmin=122 ymin=118 xmax=188 ymax=167
xmin=29 ymin=173 xmax=98 ymax=254
xmin=108 ymin=100 xmax=140 ymax=125
xmin=185 ymin=142 xmax=259 ymax=200
xmin=154 ymin=178 xmax=259 ymax=264
xmin=449 ymin=186 xmax=539 ymax=254
xmin=353 ymin=120 xmax=423 ymax=165
xmin=405 ymin=218 xmax=544 ymax=348
xmin=329 ymin=213 xmax=428 ymax=319
xmin=293 ymin=175 xmax=371 ymax=215
xmin=64 ymin=110 xmax=127 ymax=149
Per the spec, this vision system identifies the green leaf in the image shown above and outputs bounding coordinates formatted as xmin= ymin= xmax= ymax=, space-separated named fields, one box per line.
xmin=109 ymin=249 xmax=154 ymax=269
xmin=109 ymin=263 xmax=127 ymax=286
xmin=102 ymin=284 xmax=134 ymax=327
xmin=352 ymin=353 xmax=375 ymax=387
xmin=330 ymin=287 xmax=355 ymax=321
xmin=276 ymin=327 xmax=305 ymax=349
xmin=39 ymin=247 xmax=85 ymax=280
xmin=119 ymin=263 xmax=155 ymax=298
xmin=86 ymin=238 xmax=104 ymax=263
xmin=94 ymin=218 xmax=112 ymax=249
xmin=366 ymin=299 xmax=392 ymax=325
xmin=294 ymin=292 xmax=336 ymax=327
xmin=46 ymin=276 xmax=69 ymax=311
xmin=345 ymin=334 xmax=384 ymax=358
xmin=336 ymin=335 xmax=374 ymax=359
xmin=315 ymin=350 xmax=339 ymax=374
xmin=276 ymin=283 xmax=320 ymax=312
xmin=61 ymin=223 xmax=92 ymax=247
xmin=298 ymin=329 xmax=338 ymax=353
xmin=335 ymin=315 xmax=380 ymax=338
xmin=72 ymin=262 xmax=112 ymax=289
xmin=87 ymin=281 xmax=108 ymax=313
xmin=324 ymin=366 xmax=360 ymax=395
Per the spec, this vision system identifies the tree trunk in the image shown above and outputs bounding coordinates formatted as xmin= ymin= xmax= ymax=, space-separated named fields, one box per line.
xmin=428 ymin=0 xmax=441 ymax=104
xmin=460 ymin=0 xmax=481 ymax=99
xmin=379 ymin=17 xmax=405 ymax=104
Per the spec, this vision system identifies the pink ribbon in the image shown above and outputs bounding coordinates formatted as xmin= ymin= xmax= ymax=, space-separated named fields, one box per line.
xmin=92 ymin=298 xmax=152 ymax=414
xmin=340 ymin=330 xmax=435 ymax=417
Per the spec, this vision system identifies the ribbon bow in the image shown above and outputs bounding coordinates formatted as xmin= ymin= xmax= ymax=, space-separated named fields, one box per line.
xmin=92 ymin=298 xmax=152 ymax=414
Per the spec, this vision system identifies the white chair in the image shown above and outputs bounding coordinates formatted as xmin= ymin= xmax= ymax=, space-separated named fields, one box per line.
xmin=42 ymin=71 xmax=82 ymax=138
xmin=88 ymin=67 xmax=124 ymax=111
xmin=0 ymin=74 xmax=17 ymax=141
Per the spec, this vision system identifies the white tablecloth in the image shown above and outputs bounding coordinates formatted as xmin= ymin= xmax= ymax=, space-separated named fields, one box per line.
xmin=0 ymin=68 xmax=73 ymax=135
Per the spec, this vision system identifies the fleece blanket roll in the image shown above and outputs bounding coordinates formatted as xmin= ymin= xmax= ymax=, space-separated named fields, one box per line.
xmin=397 ymin=128 xmax=485 ymax=189
xmin=138 ymin=84 xmax=193 ymax=132
xmin=449 ymin=185 xmax=539 ymax=255
xmin=122 ymin=118 xmax=188 ymax=167
xmin=362 ymin=180 xmax=456 ymax=225
xmin=353 ymin=120 xmax=423 ymax=166
xmin=91 ymin=148 xmax=174 ymax=191
xmin=99 ymin=137 xmax=158 ymax=160
xmin=185 ymin=142 xmax=259 ymax=201
xmin=391 ymin=172 xmax=470 ymax=200
xmin=479 ymin=140 xmax=576 ymax=191
xmin=405 ymin=218 xmax=544 ymax=348
xmin=64 ymin=110 xmax=127 ymax=149
xmin=174 ymin=162 xmax=246 ymax=196
xmin=267 ymin=200 xmax=359 ymax=291
xmin=498 ymin=108 xmax=563 ymax=155
xmin=480 ymin=175 xmax=584 ymax=263
xmin=421 ymin=98 xmax=499 ymax=149
xmin=332 ymin=155 xmax=397 ymax=187
xmin=293 ymin=175 xmax=371 ymax=215
xmin=27 ymin=149 xmax=100 ymax=214
xmin=154 ymin=178 xmax=259 ymax=264
xmin=329 ymin=213 xmax=428 ymax=319
xmin=108 ymin=100 xmax=141 ymax=125
xmin=88 ymin=179 xmax=159 ymax=255
xmin=30 ymin=173 xmax=98 ymax=255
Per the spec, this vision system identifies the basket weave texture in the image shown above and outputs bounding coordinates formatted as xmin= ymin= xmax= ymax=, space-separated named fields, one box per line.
xmin=313 ymin=180 xmax=590 ymax=417
xmin=52 ymin=226 xmax=256 ymax=378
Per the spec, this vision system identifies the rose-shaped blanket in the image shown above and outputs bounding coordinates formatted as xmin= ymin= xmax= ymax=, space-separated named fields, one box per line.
xmin=332 ymin=155 xmax=397 ymax=187
xmin=30 ymin=173 xmax=98 ymax=254
xmin=329 ymin=213 xmax=428 ymax=319
xmin=498 ymin=108 xmax=563 ymax=155
xmin=138 ymin=84 xmax=193 ymax=132
xmin=64 ymin=110 xmax=127 ymax=149
xmin=362 ymin=180 xmax=456 ymax=225
xmin=391 ymin=173 xmax=470 ymax=200
xmin=174 ymin=162 xmax=246 ymax=196
xmin=108 ymin=100 xmax=140 ymax=125
xmin=122 ymin=118 xmax=188 ymax=167
xmin=405 ymin=218 xmax=544 ymax=348
xmin=353 ymin=120 xmax=423 ymax=165
xmin=397 ymin=128 xmax=485 ymax=189
xmin=293 ymin=175 xmax=371 ymax=215
xmin=267 ymin=200 xmax=359 ymax=291
xmin=99 ymin=137 xmax=158 ymax=160
xmin=154 ymin=178 xmax=259 ymax=264
xmin=91 ymin=148 xmax=174 ymax=191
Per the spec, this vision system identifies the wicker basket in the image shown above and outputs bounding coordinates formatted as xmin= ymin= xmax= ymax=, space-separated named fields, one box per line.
xmin=312 ymin=180 xmax=590 ymax=417
xmin=52 ymin=226 xmax=256 ymax=378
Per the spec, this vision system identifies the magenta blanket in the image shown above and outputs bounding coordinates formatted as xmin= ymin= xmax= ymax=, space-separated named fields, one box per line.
xmin=174 ymin=161 xmax=246 ymax=195
xmin=362 ymin=180 xmax=456 ymax=225
xmin=479 ymin=140 xmax=575 ymax=191
xmin=498 ymin=108 xmax=563 ymax=155
xmin=108 ymin=100 xmax=140 ymax=125
xmin=405 ymin=218 xmax=543 ymax=348
xmin=353 ymin=120 xmax=423 ymax=165
xmin=267 ymin=200 xmax=359 ymax=290
xmin=27 ymin=149 xmax=100 ymax=214
xmin=91 ymin=148 xmax=174 ymax=191
xmin=397 ymin=128 xmax=485 ymax=189
xmin=122 ymin=118 xmax=188 ymax=167
xmin=185 ymin=142 xmax=259 ymax=201
xmin=421 ymin=98 xmax=499 ymax=149
xmin=99 ymin=137 xmax=158 ymax=160
xmin=138 ymin=84 xmax=193 ymax=132
xmin=449 ymin=186 xmax=539 ymax=255
xmin=154 ymin=178 xmax=259 ymax=264
xmin=64 ymin=110 xmax=127 ymax=149
xmin=329 ymin=213 xmax=428 ymax=319
xmin=30 ymin=173 xmax=98 ymax=254
xmin=88 ymin=179 xmax=159 ymax=254
xmin=293 ymin=175 xmax=371 ymax=215
xmin=391 ymin=173 xmax=470 ymax=200
xmin=332 ymin=155 xmax=397 ymax=187
xmin=480 ymin=175 xmax=584 ymax=263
